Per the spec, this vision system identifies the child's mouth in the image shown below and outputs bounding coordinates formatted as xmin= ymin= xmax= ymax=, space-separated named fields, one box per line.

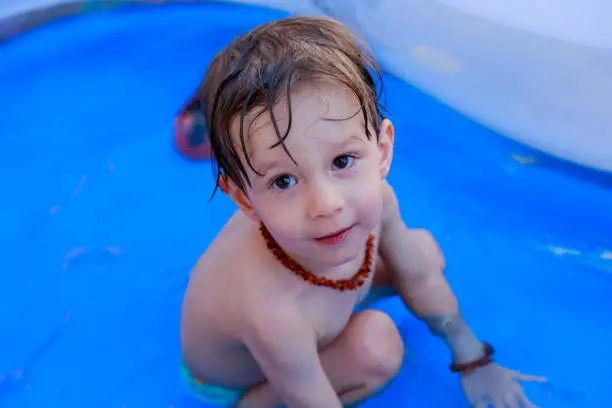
xmin=314 ymin=225 xmax=354 ymax=245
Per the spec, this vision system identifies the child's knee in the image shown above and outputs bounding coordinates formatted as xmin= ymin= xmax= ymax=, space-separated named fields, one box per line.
xmin=351 ymin=310 xmax=404 ymax=381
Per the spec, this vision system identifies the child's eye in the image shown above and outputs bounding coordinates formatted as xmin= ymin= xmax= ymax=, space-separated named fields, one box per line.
xmin=271 ymin=175 xmax=296 ymax=190
xmin=332 ymin=154 xmax=355 ymax=170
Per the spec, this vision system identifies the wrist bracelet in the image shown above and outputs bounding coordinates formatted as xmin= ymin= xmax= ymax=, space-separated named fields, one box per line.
xmin=450 ymin=342 xmax=495 ymax=374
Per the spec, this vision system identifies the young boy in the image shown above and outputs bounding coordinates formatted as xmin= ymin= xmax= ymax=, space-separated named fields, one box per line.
xmin=180 ymin=15 xmax=545 ymax=408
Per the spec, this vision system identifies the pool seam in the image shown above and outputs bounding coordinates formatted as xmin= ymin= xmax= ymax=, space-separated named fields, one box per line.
xmin=0 ymin=0 xmax=236 ymax=44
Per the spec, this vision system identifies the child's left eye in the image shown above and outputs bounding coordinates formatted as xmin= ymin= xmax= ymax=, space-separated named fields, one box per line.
xmin=332 ymin=154 xmax=355 ymax=170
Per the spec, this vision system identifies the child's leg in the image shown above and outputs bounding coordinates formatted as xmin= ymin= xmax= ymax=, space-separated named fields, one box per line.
xmin=237 ymin=310 xmax=404 ymax=408
xmin=321 ymin=310 xmax=404 ymax=404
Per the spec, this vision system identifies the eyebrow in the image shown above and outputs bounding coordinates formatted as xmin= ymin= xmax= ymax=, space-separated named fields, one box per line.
xmin=326 ymin=133 xmax=367 ymax=152
xmin=257 ymin=160 xmax=281 ymax=176
xmin=255 ymin=134 xmax=366 ymax=176
xmin=340 ymin=134 xmax=367 ymax=147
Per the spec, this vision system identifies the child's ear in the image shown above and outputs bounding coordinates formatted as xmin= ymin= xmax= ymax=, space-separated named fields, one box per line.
xmin=377 ymin=118 xmax=395 ymax=178
xmin=218 ymin=176 xmax=230 ymax=195
xmin=220 ymin=176 xmax=260 ymax=222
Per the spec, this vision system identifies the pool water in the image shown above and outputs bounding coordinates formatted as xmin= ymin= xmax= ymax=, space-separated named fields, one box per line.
xmin=1 ymin=2 xmax=611 ymax=407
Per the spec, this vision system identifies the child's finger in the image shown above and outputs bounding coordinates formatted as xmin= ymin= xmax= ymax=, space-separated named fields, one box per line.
xmin=470 ymin=394 xmax=490 ymax=408
xmin=503 ymin=392 xmax=520 ymax=408
xmin=511 ymin=371 xmax=548 ymax=383
xmin=518 ymin=392 xmax=540 ymax=408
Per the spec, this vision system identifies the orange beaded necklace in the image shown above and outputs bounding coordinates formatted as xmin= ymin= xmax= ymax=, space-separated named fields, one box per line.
xmin=259 ymin=223 xmax=376 ymax=291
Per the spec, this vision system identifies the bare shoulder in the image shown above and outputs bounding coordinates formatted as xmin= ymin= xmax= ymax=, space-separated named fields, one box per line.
xmin=378 ymin=180 xmax=445 ymax=273
xmin=181 ymin=211 xmax=292 ymax=338
xmin=180 ymin=212 xmax=309 ymax=383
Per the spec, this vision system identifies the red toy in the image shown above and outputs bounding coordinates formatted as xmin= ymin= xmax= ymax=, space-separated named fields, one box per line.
xmin=174 ymin=97 xmax=212 ymax=161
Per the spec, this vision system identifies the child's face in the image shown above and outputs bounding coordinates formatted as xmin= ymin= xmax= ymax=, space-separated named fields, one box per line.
xmin=228 ymin=79 xmax=394 ymax=269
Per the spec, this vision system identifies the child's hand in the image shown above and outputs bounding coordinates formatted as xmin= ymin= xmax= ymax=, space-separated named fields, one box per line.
xmin=460 ymin=363 xmax=547 ymax=407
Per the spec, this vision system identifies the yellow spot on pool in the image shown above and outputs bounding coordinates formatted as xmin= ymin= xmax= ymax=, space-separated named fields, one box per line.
xmin=511 ymin=154 xmax=537 ymax=165
xmin=601 ymin=250 xmax=612 ymax=260
xmin=409 ymin=45 xmax=461 ymax=74
xmin=547 ymin=246 xmax=581 ymax=256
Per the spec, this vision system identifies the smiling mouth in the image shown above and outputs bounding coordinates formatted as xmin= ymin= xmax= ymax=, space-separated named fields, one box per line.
xmin=314 ymin=225 xmax=354 ymax=245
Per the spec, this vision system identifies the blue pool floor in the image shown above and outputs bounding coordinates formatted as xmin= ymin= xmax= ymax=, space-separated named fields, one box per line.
xmin=1 ymin=3 xmax=611 ymax=407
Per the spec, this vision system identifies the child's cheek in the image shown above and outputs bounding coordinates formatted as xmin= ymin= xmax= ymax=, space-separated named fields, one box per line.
xmin=355 ymin=183 xmax=385 ymax=227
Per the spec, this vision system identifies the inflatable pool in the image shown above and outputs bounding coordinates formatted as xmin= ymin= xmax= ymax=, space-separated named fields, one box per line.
xmin=308 ymin=0 xmax=612 ymax=173
xmin=1 ymin=1 xmax=611 ymax=407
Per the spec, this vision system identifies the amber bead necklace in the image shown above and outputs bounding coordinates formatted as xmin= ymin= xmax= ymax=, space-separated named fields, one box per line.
xmin=259 ymin=223 xmax=375 ymax=291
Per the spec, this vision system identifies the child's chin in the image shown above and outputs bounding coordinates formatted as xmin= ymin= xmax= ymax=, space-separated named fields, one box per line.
xmin=315 ymin=242 xmax=364 ymax=267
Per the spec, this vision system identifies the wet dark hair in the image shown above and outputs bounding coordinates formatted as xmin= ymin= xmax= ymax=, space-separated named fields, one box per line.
xmin=193 ymin=15 xmax=386 ymax=196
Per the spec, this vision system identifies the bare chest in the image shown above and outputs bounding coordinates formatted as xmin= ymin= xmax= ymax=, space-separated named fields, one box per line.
xmin=299 ymin=278 xmax=373 ymax=347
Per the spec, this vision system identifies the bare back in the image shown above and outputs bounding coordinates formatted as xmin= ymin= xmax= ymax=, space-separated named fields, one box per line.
xmin=180 ymin=211 xmax=378 ymax=389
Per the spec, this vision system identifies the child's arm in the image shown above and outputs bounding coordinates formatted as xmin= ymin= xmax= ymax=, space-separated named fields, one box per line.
xmin=239 ymin=305 xmax=343 ymax=408
xmin=378 ymin=182 xmax=484 ymax=363
xmin=378 ymin=182 xmax=545 ymax=407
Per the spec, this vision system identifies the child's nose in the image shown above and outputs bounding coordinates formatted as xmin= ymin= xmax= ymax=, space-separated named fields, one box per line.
xmin=307 ymin=181 xmax=344 ymax=219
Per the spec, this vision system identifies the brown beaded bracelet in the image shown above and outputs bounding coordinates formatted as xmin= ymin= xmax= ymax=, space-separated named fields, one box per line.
xmin=450 ymin=342 xmax=495 ymax=374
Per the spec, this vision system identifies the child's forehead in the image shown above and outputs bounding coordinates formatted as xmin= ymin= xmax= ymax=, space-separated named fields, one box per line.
xmin=229 ymin=80 xmax=365 ymax=151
